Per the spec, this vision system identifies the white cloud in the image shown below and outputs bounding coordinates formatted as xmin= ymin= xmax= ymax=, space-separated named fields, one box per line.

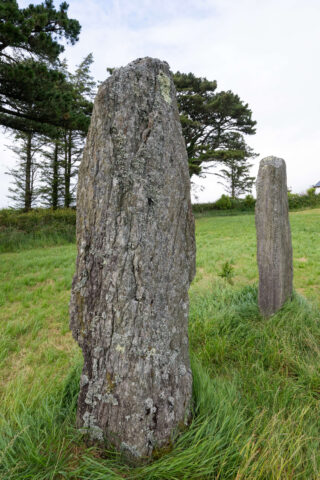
xmin=1 ymin=0 xmax=319 ymax=207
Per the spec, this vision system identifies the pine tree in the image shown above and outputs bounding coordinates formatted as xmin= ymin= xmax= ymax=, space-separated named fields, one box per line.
xmin=5 ymin=131 xmax=45 ymax=210
xmin=2 ymin=1 xmax=90 ymax=210
xmin=173 ymin=72 xmax=256 ymax=177
xmin=214 ymin=134 xmax=257 ymax=198
xmin=0 ymin=0 xmax=82 ymax=133
xmin=37 ymin=54 xmax=96 ymax=208
xmin=38 ymin=136 xmax=64 ymax=209
xmin=61 ymin=54 xmax=96 ymax=207
xmin=71 ymin=53 xmax=96 ymax=101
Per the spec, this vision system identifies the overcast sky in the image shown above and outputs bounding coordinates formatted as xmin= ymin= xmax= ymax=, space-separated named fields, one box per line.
xmin=1 ymin=0 xmax=319 ymax=207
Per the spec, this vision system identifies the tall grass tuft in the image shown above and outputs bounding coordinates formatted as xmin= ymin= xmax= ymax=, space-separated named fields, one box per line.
xmin=0 ymin=359 xmax=247 ymax=480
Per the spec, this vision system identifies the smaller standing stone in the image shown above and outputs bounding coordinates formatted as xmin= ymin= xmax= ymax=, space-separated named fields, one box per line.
xmin=255 ymin=156 xmax=293 ymax=316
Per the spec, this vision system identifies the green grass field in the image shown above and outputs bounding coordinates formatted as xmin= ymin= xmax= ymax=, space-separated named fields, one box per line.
xmin=1 ymin=209 xmax=320 ymax=479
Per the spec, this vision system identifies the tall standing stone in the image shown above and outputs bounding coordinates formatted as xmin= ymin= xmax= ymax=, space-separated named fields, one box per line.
xmin=69 ymin=58 xmax=196 ymax=459
xmin=255 ymin=156 xmax=293 ymax=316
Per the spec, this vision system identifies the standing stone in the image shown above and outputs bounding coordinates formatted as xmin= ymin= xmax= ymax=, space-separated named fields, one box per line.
xmin=69 ymin=57 xmax=196 ymax=459
xmin=255 ymin=156 xmax=293 ymax=316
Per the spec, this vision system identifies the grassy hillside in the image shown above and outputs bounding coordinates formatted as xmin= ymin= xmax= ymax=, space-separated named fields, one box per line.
xmin=1 ymin=210 xmax=320 ymax=478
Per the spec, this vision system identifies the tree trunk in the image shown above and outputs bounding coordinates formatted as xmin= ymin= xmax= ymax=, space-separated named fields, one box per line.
xmin=67 ymin=129 xmax=72 ymax=202
xmin=64 ymin=129 xmax=71 ymax=208
xmin=70 ymin=57 xmax=196 ymax=460
xmin=24 ymin=131 xmax=32 ymax=212
xmin=231 ymin=161 xmax=236 ymax=199
xmin=52 ymin=140 xmax=59 ymax=210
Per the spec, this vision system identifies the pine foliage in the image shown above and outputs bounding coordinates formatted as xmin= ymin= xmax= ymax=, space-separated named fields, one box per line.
xmin=173 ymin=72 xmax=257 ymax=179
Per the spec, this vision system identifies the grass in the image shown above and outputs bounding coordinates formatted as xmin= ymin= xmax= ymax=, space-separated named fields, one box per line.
xmin=1 ymin=209 xmax=320 ymax=478
xmin=194 ymin=208 xmax=320 ymax=305
xmin=0 ymin=208 xmax=76 ymax=253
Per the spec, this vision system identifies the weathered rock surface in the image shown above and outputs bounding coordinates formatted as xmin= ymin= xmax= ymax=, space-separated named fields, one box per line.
xmin=69 ymin=57 xmax=196 ymax=459
xmin=255 ymin=156 xmax=293 ymax=316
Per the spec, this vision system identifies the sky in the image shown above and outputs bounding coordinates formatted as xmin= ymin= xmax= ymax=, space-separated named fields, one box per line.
xmin=1 ymin=0 xmax=320 ymax=206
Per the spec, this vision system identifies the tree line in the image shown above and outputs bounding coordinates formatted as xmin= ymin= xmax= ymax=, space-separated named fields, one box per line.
xmin=6 ymin=53 xmax=96 ymax=210
xmin=2 ymin=0 xmax=257 ymax=212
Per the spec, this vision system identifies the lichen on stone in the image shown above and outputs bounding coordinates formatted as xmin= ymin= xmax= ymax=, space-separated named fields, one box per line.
xmin=157 ymin=71 xmax=171 ymax=104
xmin=116 ymin=344 xmax=125 ymax=353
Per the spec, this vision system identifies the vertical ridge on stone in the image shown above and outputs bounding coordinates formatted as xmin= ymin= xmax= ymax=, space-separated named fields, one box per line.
xmin=69 ymin=57 xmax=196 ymax=459
xmin=255 ymin=156 xmax=293 ymax=316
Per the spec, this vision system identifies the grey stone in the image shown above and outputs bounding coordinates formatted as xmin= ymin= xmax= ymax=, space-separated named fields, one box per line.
xmin=255 ymin=156 xmax=293 ymax=316
xmin=69 ymin=57 xmax=196 ymax=459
